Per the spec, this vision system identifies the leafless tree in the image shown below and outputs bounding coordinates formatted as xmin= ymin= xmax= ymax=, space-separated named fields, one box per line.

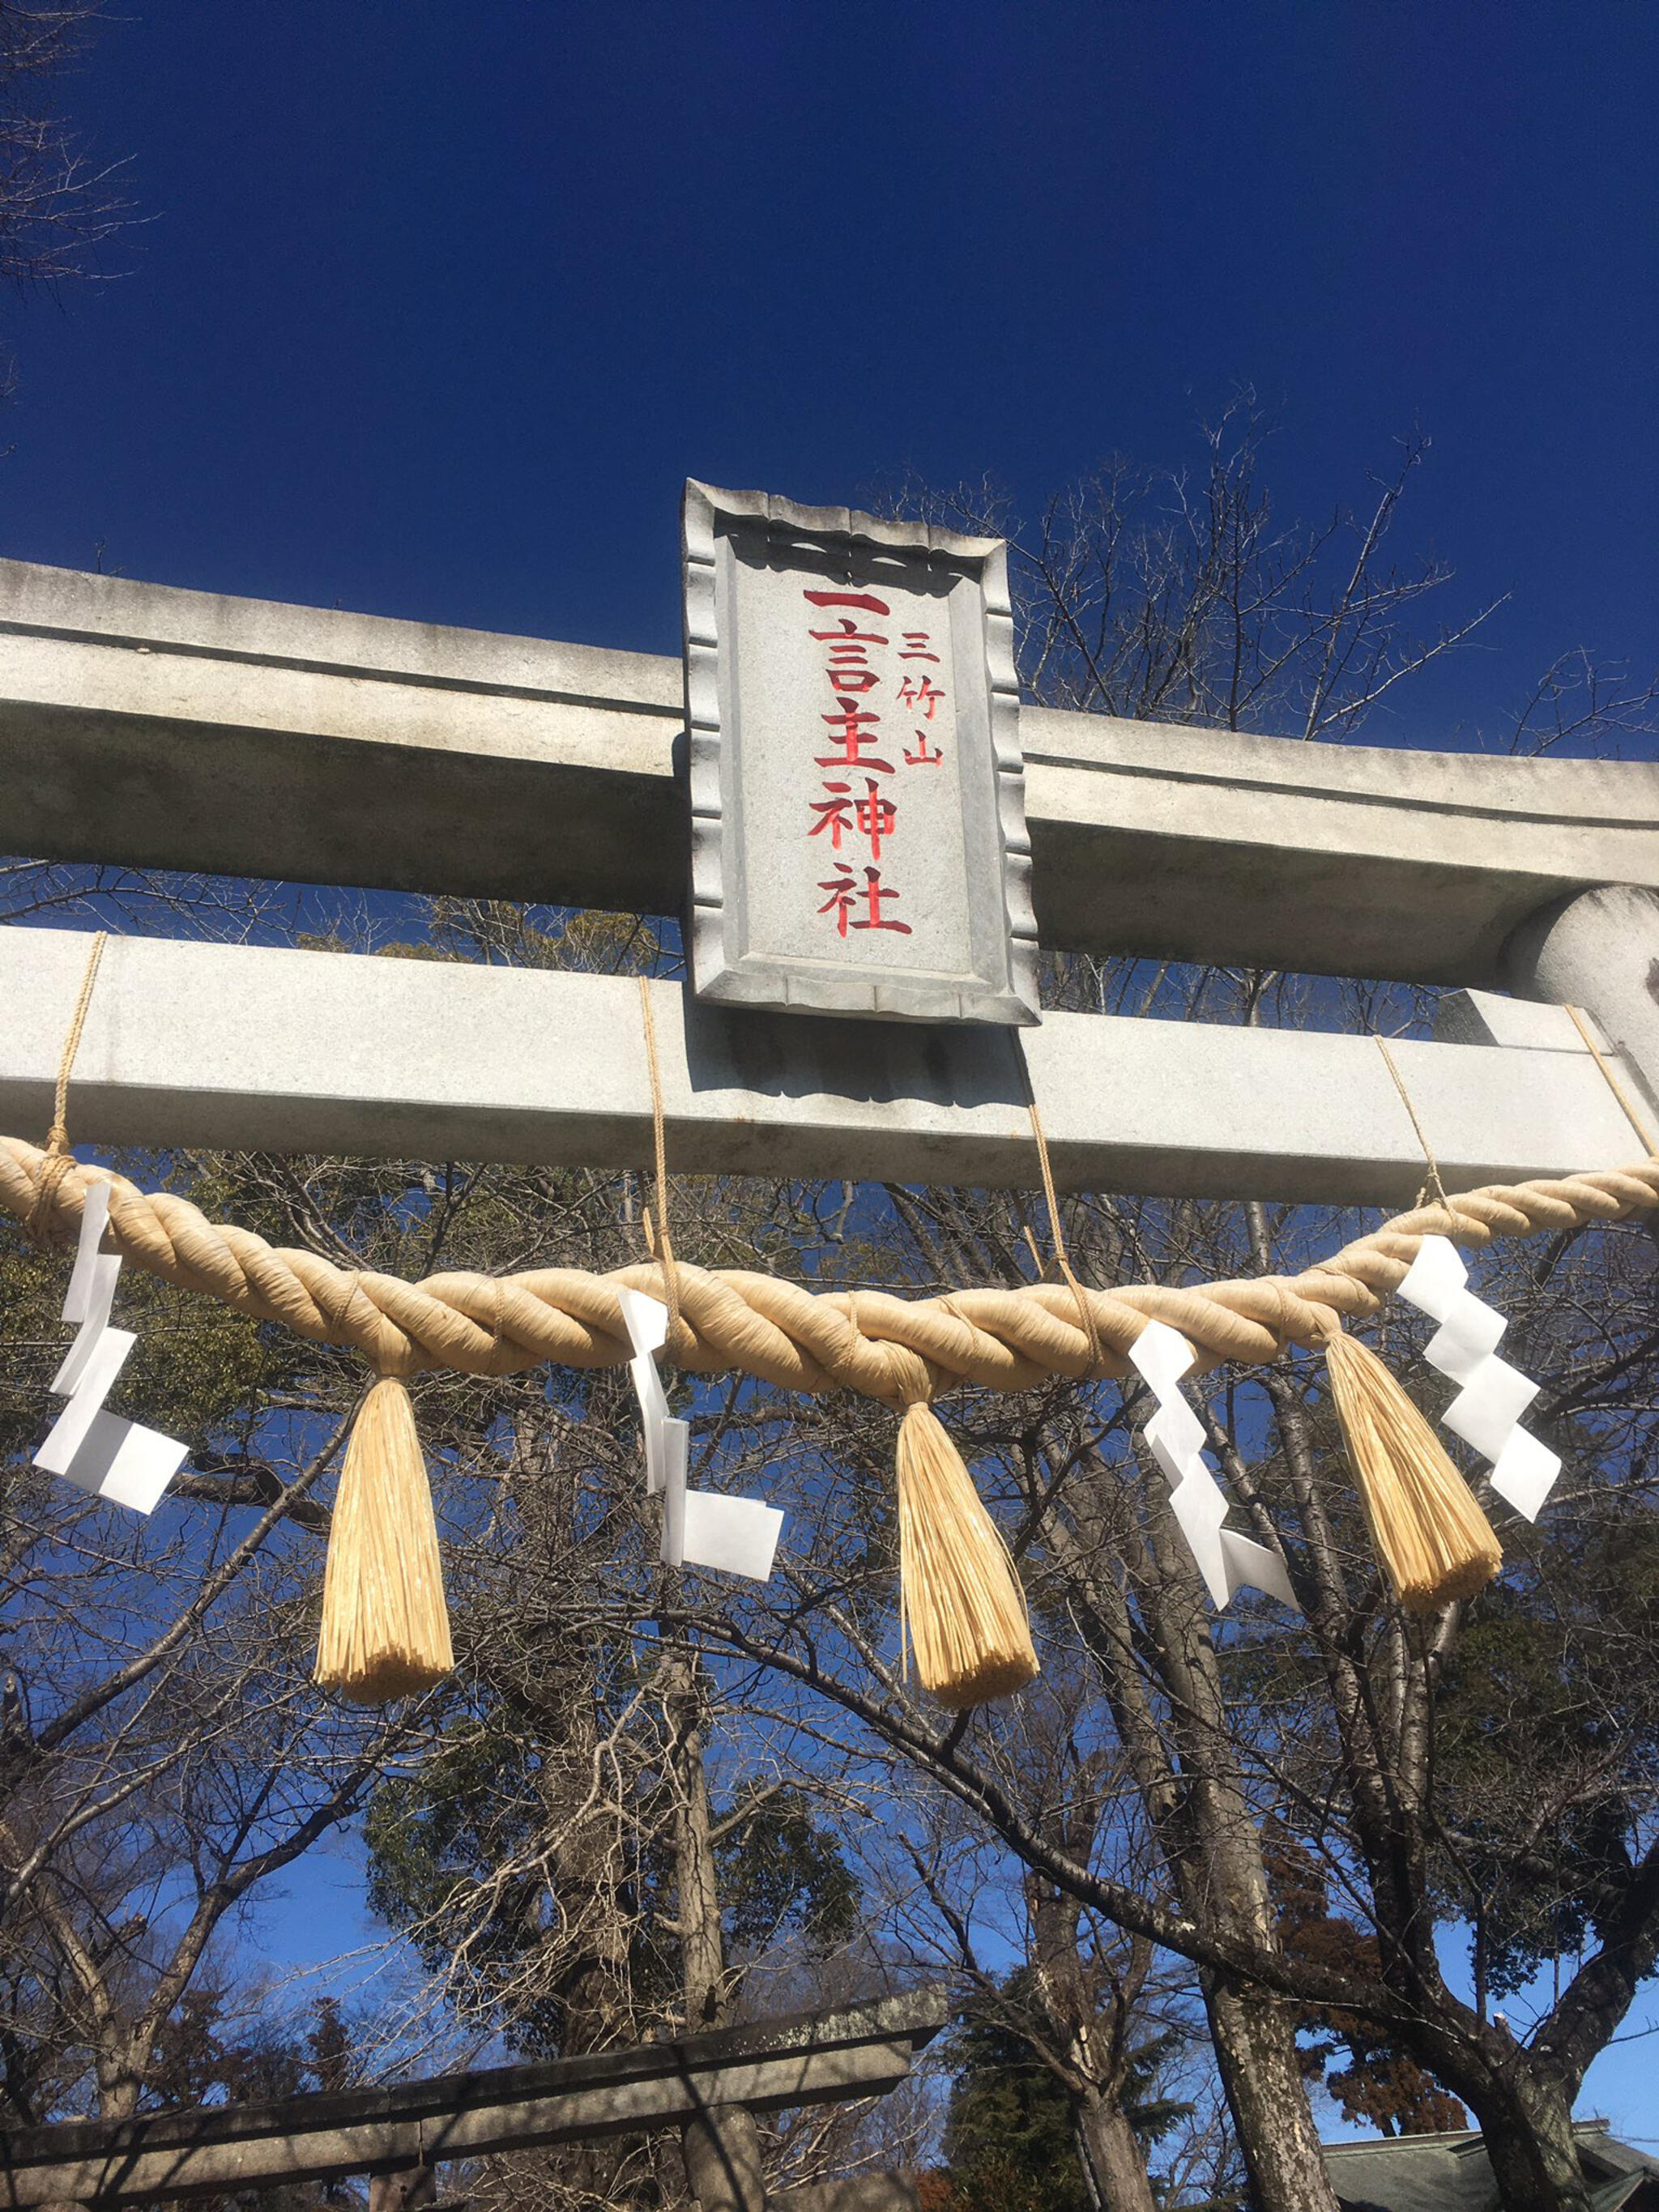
xmin=0 ymin=1 xmax=130 ymax=396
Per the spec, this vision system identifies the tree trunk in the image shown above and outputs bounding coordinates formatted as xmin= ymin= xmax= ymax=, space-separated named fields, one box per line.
xmin=1041 ymin=1478 xmax=1342 ymax=2212
xmin=1138 ymin=1510 xmax=1342 ymax=2212
xmin=539 ymin=1660 xmax=633 ymax=2056
xmin=1455 ymin=2065 xmax=1590 ymax=2212
xmin=1248 ymin=1359 xmax=1606 ymax=2207
xmin=1028 ymin=1877 xmax=1164 ymax=2212
xmin=1073 ymin=2089 xmax=1158 ymax=2212
xmin=1205 ymin=1977 xmax=1340 ymax=2212
xmin=664 ymin=1634 xmax=729 ymax=2034
xmin=512 ymin=1627 xmax=644 ymax=2210
xmin=663 ymin=1631 xmax=767 ymax=2212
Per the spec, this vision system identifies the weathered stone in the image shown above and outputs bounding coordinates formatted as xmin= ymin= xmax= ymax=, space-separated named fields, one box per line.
xmin=682 ymin=2111 xmax=766 ymax=2212
xmin=2 ymin=558 xmax=1657 ymax=988
xmin=3 ymin=926 xmax=1651 ymax=1208
xmin=0 ymin=1993 xmax=947 ymax=2209
xmin=681 ymin=484 xmax=1038 ymax=1025
xmin=368 ymin=2166 xmax=436 ymax=2212
xmin=772 ymin=2176 xmax=920 ymax=2212
xmin=1503 ymin=884 xmax=1659 ymax=1124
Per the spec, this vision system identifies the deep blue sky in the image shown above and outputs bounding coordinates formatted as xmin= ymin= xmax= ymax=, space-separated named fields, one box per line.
xmin=2 ymin=2 xmax=1656 ymax=750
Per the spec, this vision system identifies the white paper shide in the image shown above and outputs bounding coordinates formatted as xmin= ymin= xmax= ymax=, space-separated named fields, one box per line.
xmin=1129 ymin=1319 xmax=1297 ymax=1612
xmin=34 ymin=1182 xmax=188 ymax=1514
xmin=1393 ymin=1234 xmax=1561 ymax=1520
xmin=614 ymin=1288 xmax=783 ymax=1582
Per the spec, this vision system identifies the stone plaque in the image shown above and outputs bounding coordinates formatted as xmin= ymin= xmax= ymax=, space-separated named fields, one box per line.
xmin=682 ymin=480 xmax=1038 ymax=1025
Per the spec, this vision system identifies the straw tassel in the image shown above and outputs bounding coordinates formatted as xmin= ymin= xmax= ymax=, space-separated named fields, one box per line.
xmin=314 ymin=1375 xmax=454 ymax=1703
xmin=895 ymin=1400 xmax=1038 ymax=1709
xmin=1322 ymin=1328 xmax=1502 ymax=1613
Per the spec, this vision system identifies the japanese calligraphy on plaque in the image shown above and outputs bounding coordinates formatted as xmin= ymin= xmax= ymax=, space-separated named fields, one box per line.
xmin=681 ymin=481 xmax=1038 ymax=1024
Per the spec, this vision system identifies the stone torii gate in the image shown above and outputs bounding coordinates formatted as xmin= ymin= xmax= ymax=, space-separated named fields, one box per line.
xmin=0 ymin=1990 xmax=944 ymax=2212
xmin=2 ymin=542 xmax=1659 ymax=1196
xmin=2 ymin=493 xmax=1659 ymax=2210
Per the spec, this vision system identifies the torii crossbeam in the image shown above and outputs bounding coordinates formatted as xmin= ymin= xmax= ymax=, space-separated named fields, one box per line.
xmin=0 ymin=1990 xmax=945 ymax=2210
xmin=2 ymin=553 xmax=1659 ymax=1204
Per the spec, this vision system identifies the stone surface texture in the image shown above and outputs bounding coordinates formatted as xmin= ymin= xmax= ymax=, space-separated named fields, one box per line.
xmin=3 ymin=557 xmax=1657 ymax=987
xmin=682 ymin=482 xmax=1037 ymax=1024
xmin=0 ymin=1992 xmax=945 ymax=2208
xmin=4 ymin=926 xmax=1651 ymax=1209
xmin=1503 ymin=882 xmax=1659 ymax=1123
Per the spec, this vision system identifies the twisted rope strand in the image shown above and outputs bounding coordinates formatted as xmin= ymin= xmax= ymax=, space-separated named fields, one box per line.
xmin=26 ymin=931 xmax=108 ymax=1248
xmin=637 ymin=976 xmax=685 ymax=1351
xmin=1374 ymin=1036 xmax=1449 ymax=1210
xmin=1563 ymin=1003 xmax=1659 ymax=1157
xmin=4 ymin=1135 xmax=1656 ymax=1404
xmin=1025 ymin=1095 xmax=1106 ymax=1376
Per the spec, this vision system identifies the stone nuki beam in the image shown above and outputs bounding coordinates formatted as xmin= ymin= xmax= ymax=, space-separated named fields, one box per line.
xmin=0 ymin=1990 xmax=945 ymax=2207
xmin=1 ymin=927 xmax=1647 ymax=1208
xmin=5 ymin=559 xmax=1657 ymax=988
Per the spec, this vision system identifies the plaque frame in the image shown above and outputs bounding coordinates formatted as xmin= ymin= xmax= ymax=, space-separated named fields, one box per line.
xmin=681 ymin=479 xmax=1039 ymax=1025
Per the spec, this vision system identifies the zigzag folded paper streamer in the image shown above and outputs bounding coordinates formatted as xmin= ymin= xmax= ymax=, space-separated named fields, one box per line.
xmin=1392 ymin=1234 xmax=1560 ymax=1520
xmin=614 ymin=1288 xmax=783 ymax=1582
xmin=1129 ymin=1319 xmax=1297 ymax=1611
xmin=34 ymin=1182 xmax=188 ymax=1515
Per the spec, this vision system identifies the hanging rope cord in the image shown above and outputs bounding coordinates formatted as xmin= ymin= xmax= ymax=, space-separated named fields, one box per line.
xmin=1562 ymin=1004 xmax=1659 ymax=1157
xmin=6 ymin=1130 xmax=1656 ymax=1403
xmin=1374 ymin=1035 xmax=1451 ymax=1212
xmin=638 ymin=977 xmax=684 ymax=1348
xmin=1379 ymin=1009 xmax=1659 ymax=1179
xmin=26 ymin=931 xmax=108 ymax=1247
xmin=1017 ymin=1038 xmax=1107 ymax=1376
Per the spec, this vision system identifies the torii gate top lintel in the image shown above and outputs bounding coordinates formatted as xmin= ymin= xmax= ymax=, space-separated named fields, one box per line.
xmin=2 ymin=549 xmax=1653 ymax=989
xmin=2 ymin=535 xmax=1658 ymax=1207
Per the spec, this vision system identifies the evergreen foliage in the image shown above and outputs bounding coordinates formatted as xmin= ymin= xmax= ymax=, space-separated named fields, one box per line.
xmin=363 ymin=1711 xmax=860 ymax=2056
xmin=940 ymin=1974 xmax=1188 ymax=2212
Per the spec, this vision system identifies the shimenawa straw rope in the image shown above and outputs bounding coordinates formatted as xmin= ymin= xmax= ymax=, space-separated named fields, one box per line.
xmin=6 ymin=1141 xmax=1655 ymax=1401
xmin=857 ymin=1276 xmax=1041 ymax=1710
xmin=1320 ymin=1322 xmax=1504 ymax=1613
xmin=894 ymin=1399 xmax=1039 ymax=1707
xmin=15 ymin=950 xmax=1659 ymax=1677
xmin=313 ymin=1372 xmax=454 ymax=1701
xmin=11 ymin=1136 xmax=1657 ymax=1675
